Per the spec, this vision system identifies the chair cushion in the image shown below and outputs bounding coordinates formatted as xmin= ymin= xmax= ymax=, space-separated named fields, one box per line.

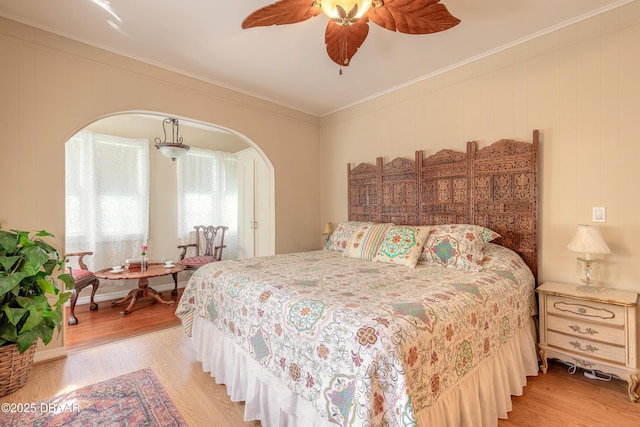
xmin=72 ymin=269 xmax=94 ymax=280
xmin=179 ymin=256 xmax=215 ymax=268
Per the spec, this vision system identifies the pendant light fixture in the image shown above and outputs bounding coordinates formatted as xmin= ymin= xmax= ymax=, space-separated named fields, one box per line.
xmin=154 ymin=117 xmax=190 ymax=161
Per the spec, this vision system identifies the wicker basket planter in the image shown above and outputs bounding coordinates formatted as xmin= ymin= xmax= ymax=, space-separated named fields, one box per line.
xmin=0 ymin=343 xmax=37 ymax=397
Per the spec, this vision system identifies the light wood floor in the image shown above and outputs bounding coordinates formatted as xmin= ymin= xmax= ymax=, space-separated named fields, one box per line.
xmin=1 ymin=326 xmax=259 ymax=427
xmin=2 ymin=302 xmax=640 ymax=426
xmin=499 ymin=362 xmax=640 ymax=426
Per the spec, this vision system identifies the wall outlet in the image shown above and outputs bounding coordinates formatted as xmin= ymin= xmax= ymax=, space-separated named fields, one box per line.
xmin=592 ymin=207 xmax=606 ymax=223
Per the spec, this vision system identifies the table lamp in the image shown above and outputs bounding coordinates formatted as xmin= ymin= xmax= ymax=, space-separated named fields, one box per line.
xmin=566 ymin=224 xmax=611 ymax=293
xmin=322 ymin=222 xmax=334 ymax=243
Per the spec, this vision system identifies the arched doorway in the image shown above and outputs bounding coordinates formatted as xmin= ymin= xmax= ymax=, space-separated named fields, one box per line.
xmin=64 ymin=112 xmax=275 ymax=348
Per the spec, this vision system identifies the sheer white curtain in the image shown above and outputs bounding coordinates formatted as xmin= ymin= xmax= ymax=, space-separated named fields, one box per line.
xmin=65 ymin=130 xmax=150 ymax=270
xmin=177 ymin=148 xmax=238 ymax=259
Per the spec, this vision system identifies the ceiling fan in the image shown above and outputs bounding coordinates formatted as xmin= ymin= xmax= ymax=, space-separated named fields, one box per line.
xmin=242 ymin=0 xmax=460 ymax=72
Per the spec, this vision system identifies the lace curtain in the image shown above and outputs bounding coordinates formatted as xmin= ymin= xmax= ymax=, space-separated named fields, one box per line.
xmin=177 ymin=148 xmax=238 ymax=259
xmin=65 ymin=130 xmax=150 ymax=270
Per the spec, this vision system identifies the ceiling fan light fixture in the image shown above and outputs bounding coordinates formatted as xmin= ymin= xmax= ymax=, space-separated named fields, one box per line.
xmin=320 ymin=0 xmax=372 ymax=24
xmin=242 ymin=0 xmax=458 ymax=68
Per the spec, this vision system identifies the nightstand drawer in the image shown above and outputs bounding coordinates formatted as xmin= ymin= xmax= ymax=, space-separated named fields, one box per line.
xmin=537 ymin=281 xmax=640 ymax=402
xmin=547 ymin=295 xmax=625 ymax=326
xmin=547 ymin=314 xmax=625 ymax=346
xmin=547 ymin=330 xmax=625 ymax=364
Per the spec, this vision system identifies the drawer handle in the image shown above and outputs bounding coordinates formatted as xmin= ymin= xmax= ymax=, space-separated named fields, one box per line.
xmin=573 ymin=358 xmax=596 ymax=368
xmin=569 ymin=341 xmax=599 ymax=353
xmin=569 ymin=325 xmax=598 ymax=336
xmin=553 ymin=301 xmax=615 ymax=320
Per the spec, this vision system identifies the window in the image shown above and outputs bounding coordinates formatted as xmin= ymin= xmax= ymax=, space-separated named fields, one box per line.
xmin=177 ymin=148 xmax=238 ymax=258
xmin=65 ymin=130 xmax=150 ymax=268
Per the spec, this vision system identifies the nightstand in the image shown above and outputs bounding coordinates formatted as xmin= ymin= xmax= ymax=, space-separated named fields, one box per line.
xmin=537 ymin=281 xmax=640 ymax=402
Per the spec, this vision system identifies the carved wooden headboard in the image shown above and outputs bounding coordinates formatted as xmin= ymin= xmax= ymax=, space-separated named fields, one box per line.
xmin=348 ymin=130 xmax=539 ymax=282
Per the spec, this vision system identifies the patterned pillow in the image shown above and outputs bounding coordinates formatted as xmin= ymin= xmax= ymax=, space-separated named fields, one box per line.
xmin=343 ymin=223 xmax=393 ymax=260
xmin=325 ymin=221 xmax=373 ymax=252
xmin=419 ymin=224 xmax=500 ymax=271
xmin=373 ymin=225 xmax=431 ymax=268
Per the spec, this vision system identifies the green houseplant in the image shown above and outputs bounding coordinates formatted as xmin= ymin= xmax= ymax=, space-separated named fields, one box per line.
xmin=0 ymin=228 xmax=73 ymax=396
xmin=0 ymin=228 xmax=73 ymax=353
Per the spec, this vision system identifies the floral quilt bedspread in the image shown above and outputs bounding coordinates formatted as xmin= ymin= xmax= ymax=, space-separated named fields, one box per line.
xmin=176 ymin=243 xmax=535 ymax=426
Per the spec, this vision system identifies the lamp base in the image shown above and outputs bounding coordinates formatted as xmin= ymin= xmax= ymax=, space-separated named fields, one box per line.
xmin=577 ymin=284 xmax=605 ymax=293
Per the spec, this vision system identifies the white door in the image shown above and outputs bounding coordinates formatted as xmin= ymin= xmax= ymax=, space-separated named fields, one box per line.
xmin=238 ymin=155 xmax=256 ymax=258
xmin=237 ymin=148 xmax=273 ymax=258
xmin=253 ymin=158 xmax=271 ymax=256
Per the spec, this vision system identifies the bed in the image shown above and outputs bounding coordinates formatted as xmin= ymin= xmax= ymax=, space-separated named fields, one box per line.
xmin=176 ymin=131 xmax=541 ymax=426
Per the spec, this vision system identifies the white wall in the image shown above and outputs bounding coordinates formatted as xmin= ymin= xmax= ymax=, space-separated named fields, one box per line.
xmin=321 ymin=2 xmax=640 ymax=292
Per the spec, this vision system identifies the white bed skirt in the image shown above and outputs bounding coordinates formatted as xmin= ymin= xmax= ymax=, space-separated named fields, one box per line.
xmin=191 ymin=316 xmax=539 ymax=426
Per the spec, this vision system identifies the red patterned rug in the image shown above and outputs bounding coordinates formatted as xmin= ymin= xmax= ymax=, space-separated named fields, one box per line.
xmin=2 ymin=368 xmax=187 ymax=426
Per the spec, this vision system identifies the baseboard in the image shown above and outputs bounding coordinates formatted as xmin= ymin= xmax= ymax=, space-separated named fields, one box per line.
xmin=34 ymin=346 xmax=67 ymax=364
xmin=72 ymin=282 xmax=188 ymax=306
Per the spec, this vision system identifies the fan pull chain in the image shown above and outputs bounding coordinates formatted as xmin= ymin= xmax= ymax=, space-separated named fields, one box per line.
xmin=339 ymin=26 xmax=348 ymax=76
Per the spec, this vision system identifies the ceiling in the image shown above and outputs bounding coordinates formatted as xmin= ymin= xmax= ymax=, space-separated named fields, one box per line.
xmin=0 ymin=0 xmax=629 ymax=116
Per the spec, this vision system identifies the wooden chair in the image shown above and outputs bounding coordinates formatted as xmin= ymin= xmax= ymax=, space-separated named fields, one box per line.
xmin=66 ymin=251 xmax=100 ymax=325
xmin=177 ymin=225 xmax=228 ymax=271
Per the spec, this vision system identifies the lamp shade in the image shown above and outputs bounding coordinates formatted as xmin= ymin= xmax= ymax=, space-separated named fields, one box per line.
xmin=567 ymin=224 xmax=611 ymax=256
xmin=323 ymin=222 xmax=334 ymax=235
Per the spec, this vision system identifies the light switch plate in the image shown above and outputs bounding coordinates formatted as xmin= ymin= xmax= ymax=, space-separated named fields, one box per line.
xmin=592 ymin=207 xmax=606 ymax=223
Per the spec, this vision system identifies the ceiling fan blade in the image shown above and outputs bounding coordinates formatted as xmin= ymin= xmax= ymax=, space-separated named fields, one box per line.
xmin=325 ymin=20 xmax=370 ymax=67
xmin=242 ymin=0 xmax=322 ymax=28
xmin=367 ymin=0 xmax=460 ymax=34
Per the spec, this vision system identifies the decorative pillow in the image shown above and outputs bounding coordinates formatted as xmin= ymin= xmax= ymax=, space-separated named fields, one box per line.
xmin=419 ymin=224 xmax=500 ymax=271
xmin=343 ymin=223 xmax=392 ymax=260
xmin=373 ymin=225 xmax=431 ymax=268
xmin=325 ymin=221 xmax=373 ymax=252
xmin=478 ymin=227 xmax=501 ymax=244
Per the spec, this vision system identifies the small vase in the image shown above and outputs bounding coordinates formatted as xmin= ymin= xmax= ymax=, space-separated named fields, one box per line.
xmin=141 ymin=257 xmax=147 ymax=272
